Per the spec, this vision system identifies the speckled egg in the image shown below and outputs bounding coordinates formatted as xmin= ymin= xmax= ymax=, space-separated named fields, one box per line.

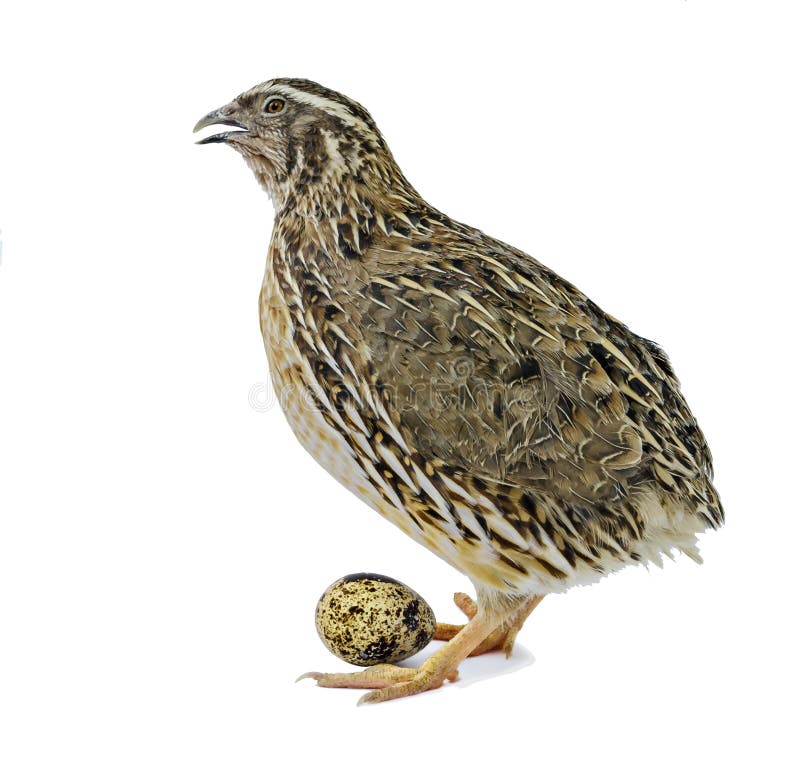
xmin=315 ymin=573 xmax=436 ymax=666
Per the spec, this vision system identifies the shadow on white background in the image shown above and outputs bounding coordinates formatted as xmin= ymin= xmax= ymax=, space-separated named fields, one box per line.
xmin=405 ymin=641 xmax=536 ymax=689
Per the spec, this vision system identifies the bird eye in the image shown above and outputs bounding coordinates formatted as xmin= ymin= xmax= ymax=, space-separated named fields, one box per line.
xmin=265 ymin=98 xmax=285 ymax=114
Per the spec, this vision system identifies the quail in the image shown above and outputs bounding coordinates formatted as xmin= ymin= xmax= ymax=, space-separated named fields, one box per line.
xmin=194 ymin=78 xmax=723 ymax=704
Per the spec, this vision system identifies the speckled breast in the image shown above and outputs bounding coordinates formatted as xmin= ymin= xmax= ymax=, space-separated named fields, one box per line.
xmin=258 ymin=262 xmax=384 ymax=512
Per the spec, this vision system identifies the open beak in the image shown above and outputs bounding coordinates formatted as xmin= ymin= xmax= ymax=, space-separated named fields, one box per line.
xmin=193 ymin=104 xmax=250 ymax=144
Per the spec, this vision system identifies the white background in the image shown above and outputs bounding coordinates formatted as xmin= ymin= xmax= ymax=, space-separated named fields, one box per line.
xmin=1 ymin=1 xmax=798 ymax=764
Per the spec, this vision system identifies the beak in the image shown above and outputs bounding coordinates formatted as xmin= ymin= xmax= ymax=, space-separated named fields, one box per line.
xmin=193 ymin=103 xmax=249 ymax=144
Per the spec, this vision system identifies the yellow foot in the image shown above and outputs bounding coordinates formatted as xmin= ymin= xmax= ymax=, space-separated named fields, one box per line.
xmin=433 ymin=593 xmax=544 ymax=658
xmin=297 ymin=663 xmax=459 ymax=704
xmin=299 ymin=600 xmax=504 ymax=704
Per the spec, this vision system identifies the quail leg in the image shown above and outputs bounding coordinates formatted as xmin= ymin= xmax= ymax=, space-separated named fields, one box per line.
xmin=298 ymin=605 xmax=502 ymax=704
xmin=433 ymin=593 xmax=544 ymax=657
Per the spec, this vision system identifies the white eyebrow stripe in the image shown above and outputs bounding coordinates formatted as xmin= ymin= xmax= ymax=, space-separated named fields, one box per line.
xmin=258 ymin=84 xmax=366 ymax=129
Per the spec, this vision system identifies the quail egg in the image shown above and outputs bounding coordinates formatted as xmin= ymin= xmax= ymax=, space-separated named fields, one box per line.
xmin=315 ymin=573 xmax=436 ymax=666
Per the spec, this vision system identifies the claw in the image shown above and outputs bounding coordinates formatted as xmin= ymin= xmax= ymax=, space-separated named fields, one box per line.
xmin=296 ymin=672 xmax=322 ymax=683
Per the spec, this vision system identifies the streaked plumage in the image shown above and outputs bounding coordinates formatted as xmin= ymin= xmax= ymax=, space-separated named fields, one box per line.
xmin=195 ymin=78 xmax=723 ymax=702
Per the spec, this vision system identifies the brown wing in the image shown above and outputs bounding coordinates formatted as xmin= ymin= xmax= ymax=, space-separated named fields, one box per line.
xmin=354 ymin=221 xmax=718 ymax=517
